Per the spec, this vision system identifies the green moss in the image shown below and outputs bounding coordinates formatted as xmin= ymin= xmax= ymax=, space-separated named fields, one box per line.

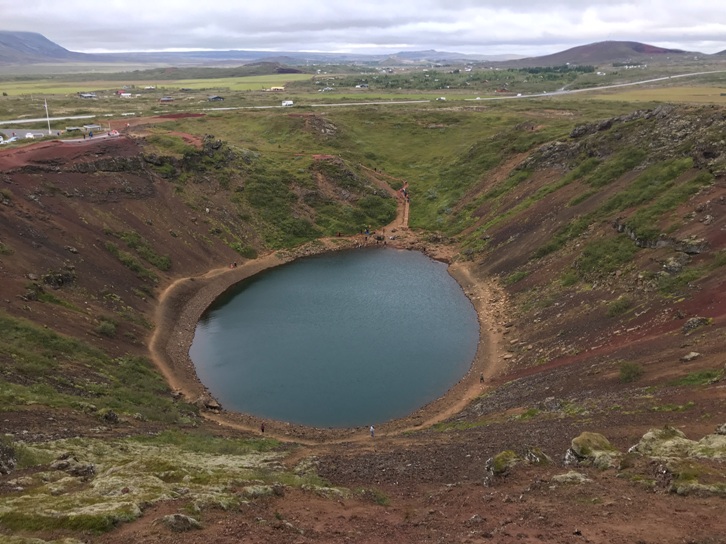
xmin=0 ymin=511 xmax=129 ymax=533
xmin=490 ymin=450 xmax=520 ymax=475
xmin=571 ymin=432 xmax=615 ymax=457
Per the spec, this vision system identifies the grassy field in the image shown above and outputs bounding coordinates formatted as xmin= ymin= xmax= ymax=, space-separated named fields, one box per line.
xmin=0 ymin=74 xmax=311 ymax=95
xmin=591 ymin=85 xmax=726 ymax=104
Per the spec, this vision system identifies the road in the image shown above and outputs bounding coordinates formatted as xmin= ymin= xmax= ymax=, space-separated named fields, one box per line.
xmin=2 ymin=69 xmax=725 ymax=135
xmin=464 ymin=69 xmax=726 ymax=102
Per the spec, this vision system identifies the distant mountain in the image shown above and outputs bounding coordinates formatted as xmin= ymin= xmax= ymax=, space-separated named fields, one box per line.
xmin=385 ymin=50 xmax=523 ymax=63
xmin=505 ymin=41 xmax=695 ymax=68
xmin=0 ymin=32 xmax=705 ymax=70
xmin=0 ymin=30 xmax=94 ymax=64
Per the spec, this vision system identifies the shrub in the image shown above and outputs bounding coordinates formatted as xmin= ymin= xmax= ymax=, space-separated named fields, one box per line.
xmin=619 ymin=361 xmax=644 ymax=383
xmin=607 ymin=296 xmax=633 ymax=317
xmin=505 ymin=270 xmax=528 ymax=285
xmin=96 ymin=320 xmax=117 ymax=338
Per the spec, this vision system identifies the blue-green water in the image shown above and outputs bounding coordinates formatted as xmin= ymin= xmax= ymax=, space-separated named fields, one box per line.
xmin=189 ymin=248 xmax=479 ymax=427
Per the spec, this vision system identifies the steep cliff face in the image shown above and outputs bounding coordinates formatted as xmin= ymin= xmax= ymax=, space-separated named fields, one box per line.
xmin=0 ymin=134 xmax=394 ymax=353
xmin=450 ymin=104 xmax=726 ymax=430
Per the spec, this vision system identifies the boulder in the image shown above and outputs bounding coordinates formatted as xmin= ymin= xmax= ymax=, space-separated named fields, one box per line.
xmin=195 ymin=395 xmax=222 ymax=412
xmin=523 ymin=446 xmax=552 ymax=465
xmin=680 ymin=352 xmax=701 ymax=363
xmin=682 ymin=317 xmax=711 ymax=335
xmin=485 ymin=450 xmax=520 ymax=476
xmin=0 ymin=441 xmax=16 ymax=475
xmin=565 ymin=432 xmax=620 ymax=469
xmin=161 ymin=513 xmax=202 ymax=532
xmin=631 ymin=426 xmax=695 ymax=458
xmin=50 ymin=454 xmax=96 ymax=480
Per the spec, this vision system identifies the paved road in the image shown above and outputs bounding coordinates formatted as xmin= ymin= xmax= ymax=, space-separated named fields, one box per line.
xmin=464 ymin=69 xmax=726 ymax=102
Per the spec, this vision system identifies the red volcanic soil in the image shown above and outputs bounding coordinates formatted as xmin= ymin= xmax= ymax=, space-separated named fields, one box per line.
xmin=1 ymin=133 xmax=725 ymax=544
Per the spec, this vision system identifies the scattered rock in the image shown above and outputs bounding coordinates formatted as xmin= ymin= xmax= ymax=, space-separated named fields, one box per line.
xmin=160 ymin=513 xmax=202 ymax=532
xmin=551 ymin=471 xmax=592 ymax=484
xmin=50 ymin=454 xmax=96 ymax=480
xmin=631 ymin=426 xmax=694 ymax=457
xmin=240 ymin=485 xmax=275 ymax=499
xmin=465 ymin=514 xmax=484 ymax=525
xmin=523 ymin=446 xmax=552 ymax=465
xmin=99 ymin=408 xmax=119 ymax=424
xmin=682 ymin=317 xmax=710 ymax=335
xmin=0 ymin=441 xmax=16 ymax=475
xmin=195 ymin=395 xmax=222 ymax=412
xmin=680 ymin=352 xmax=701 ymax=363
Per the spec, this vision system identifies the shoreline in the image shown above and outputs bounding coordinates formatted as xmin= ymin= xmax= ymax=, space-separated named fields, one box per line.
xmin=148 ymin=235 xmax=509 ymax=443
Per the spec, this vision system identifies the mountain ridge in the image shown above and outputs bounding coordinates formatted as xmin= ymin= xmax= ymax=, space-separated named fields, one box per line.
xmin=0 ymin=31 xmax=708 ymax=67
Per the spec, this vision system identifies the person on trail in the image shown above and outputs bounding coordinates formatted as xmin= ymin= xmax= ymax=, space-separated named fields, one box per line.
xmin=369 ymin=425 xmax=375 ymax=438
xmin=480 ymin=373 xmax=485 ymax=384
xmin=260 ymin=422 xmax=265 ymax=433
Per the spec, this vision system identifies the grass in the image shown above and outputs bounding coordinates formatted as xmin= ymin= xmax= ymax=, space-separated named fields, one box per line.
xmin=576 ymin=235 xmax=639 ymax=279
xmin=669 ymin=370 xmax=723 ymax=386
xmin=0 ymin=74 xmax=310 ymax=95
xmin=130 ymin=430 xmax=279 ymax=455
xmin=358 ymin=488 xmax=391 ymax=506
xmin=114 ymin=230 xmax=172 ymax=271
xmin=104 ymin=241 xmax=158 ymax=282
xmin=584 ymin=148 xmax=646 ymax=188
xmin=593 ymin=86 xmax=726 ymax=105
xmin=0 ymin=312 xmax=196 ymax=422
xmin=607 ymin=296 xmax=634 ymax=317
xmin=651 ymin=401 xmax=696 ymax=412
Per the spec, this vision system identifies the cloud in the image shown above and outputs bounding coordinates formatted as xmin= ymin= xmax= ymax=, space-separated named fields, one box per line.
xmin=3 ymin=1 xmax=726 ymax=54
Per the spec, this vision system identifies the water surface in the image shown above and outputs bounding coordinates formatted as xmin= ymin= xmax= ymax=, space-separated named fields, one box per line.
xmin=190 ymin=248 xmax=479 ymax=427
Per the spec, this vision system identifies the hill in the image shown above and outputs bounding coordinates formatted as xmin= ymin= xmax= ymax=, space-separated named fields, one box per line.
xmin=0 ymin=104 xmax=725 ymax=543
xmin=506 ymin=40 xmax=693 ymax=67
xmin=0 ymin=31 xmax=694 ymax=69
xmin=0 ymin=30 xmax=93 ymax=64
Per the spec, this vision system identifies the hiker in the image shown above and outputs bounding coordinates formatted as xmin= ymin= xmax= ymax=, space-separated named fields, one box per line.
xmin=260 ymin=422 xmax=265 ymax=433
xmin=480 ymin=373 xmax=485 ymax=384
xmin=369 ymin=425 xmax=375 ymax=438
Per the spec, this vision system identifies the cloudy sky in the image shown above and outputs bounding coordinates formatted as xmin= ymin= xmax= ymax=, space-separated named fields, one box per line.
xmin=3 ymin=0 xmax=726 ymax=56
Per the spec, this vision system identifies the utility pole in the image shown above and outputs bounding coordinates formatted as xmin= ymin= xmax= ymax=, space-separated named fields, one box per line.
xmin=44 ymin=99 xmax=51 ymax=135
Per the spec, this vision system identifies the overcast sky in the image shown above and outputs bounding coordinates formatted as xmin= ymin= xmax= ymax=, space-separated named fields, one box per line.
xmin=3 ymin=1 xmax=726 ymax=56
